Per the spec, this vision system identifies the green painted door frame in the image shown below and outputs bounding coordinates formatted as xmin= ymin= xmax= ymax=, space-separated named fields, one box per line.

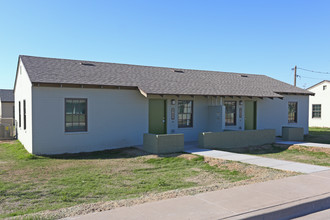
xmin=149 ymin=99 xmax=167 ymax=134
xmin=244 ymin=101 xmax=257 ymax=130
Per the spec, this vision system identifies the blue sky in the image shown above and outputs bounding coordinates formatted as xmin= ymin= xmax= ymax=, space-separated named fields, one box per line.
xmin=1 ymin=0 xmax=329 ymax=89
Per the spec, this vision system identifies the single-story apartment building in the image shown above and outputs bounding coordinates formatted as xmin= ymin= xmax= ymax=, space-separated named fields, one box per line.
xmin=0 ymin=89 xmax=14 ymax=124
xmin=308 ymin=80 xmax=330 ymax=127
xmin=14 ymin=55 xmax=313 ymax=154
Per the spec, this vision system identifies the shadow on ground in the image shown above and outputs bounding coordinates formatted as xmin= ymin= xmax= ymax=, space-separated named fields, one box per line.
xmin=42 ymin=147 xmax=187 ymax=160
xmin=213 ymin=144 xmax=290 ymax=155
xmin=305 ymin=128 xmax=330 ymax=144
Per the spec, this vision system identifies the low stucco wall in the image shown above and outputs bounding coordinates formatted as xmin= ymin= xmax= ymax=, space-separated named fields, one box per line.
xmin=199 ymin=129 xmax=276 ymax=149
xmin=282 ymin=127 xmax=304 ymax=141
xmin=143 ymin=133 xmax=184 ymax=154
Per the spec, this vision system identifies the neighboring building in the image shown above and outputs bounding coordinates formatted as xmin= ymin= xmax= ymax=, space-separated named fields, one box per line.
xmin=0 ymin=89 xmax=14 ymax=125
xmin=308 ymin=80 xmax=330 ymax=127
xmin=14 ymin=55 xmax=313 ymax=154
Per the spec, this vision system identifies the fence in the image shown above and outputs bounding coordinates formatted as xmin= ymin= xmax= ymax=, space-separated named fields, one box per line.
xmin=0 ymin=118 xmax=15 ymax=140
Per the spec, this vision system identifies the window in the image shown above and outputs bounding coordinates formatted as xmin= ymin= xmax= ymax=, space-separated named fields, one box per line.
xmin=312 ymin=104 xmax=321 ymax=118
xmin=19 ymin=101 xmax=21 ymax=128
xmin=225 ymin=101 xmax=237 ymax=126
xmin=65 ymin=98 xmax=87 ymax=132
xmin=323 ymin=85 xmax=327 ymax=90
xmin=23 ymin=100 xmax=26 ymax=130
xmin=288 ymin=102 xmax=298 ymax=123
xmin=178 ymin=100 xmax=193 ymax=128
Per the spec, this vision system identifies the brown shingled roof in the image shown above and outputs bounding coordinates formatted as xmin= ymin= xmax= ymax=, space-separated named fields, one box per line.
xmin=19 ymin=55 xmax=313 ymax=98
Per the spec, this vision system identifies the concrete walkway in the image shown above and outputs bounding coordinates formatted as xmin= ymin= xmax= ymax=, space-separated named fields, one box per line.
xmin=184 ymin=143 xmax=329 ymax=174
xmin=66 ymin=170 xmax=330 ymax=220
xmin=276 ymin=140 xmax=330 ymax=149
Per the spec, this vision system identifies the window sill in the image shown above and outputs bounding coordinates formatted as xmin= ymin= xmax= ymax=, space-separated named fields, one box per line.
xmin=177 ymin=127 xmax=193 ymax=129
xmin=64 ymin=131 xmax=88 ymax=135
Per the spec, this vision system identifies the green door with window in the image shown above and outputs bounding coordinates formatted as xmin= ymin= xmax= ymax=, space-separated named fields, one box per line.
xmin=244 ymin=101 xmax=257 ymax=130
xmin=149 ymin=99 xmax=166 ymax=134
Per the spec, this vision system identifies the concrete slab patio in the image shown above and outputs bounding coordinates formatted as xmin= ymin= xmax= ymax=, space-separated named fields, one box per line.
xmin=184 ymin=144 xmax=330 ymax=174
xmin=66 ymin=170 xmax=330 ymax=220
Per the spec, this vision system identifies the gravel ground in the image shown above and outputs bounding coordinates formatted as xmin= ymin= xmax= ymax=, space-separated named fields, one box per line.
xmin=11 ymin=156 xmax=298 ymax=220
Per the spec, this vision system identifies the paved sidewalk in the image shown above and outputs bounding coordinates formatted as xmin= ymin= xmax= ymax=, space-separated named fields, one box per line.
xmin=276 ymin=140 xmax=330 ymax=149
xmin=66 ymin=170 xmax=330 ymax=220
xmin=184 ymin=144 xmax=329 ymax=174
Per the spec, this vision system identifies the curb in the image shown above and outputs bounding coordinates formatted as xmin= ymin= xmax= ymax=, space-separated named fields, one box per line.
xmin=223 ymin=193 xmax=330 ymax=220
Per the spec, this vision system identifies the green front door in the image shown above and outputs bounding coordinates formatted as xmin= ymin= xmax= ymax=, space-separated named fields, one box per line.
xmin=149 ymin=99 xmax=166 ymax=134
xmin=244 ymin=101 xmax=257 ymax=130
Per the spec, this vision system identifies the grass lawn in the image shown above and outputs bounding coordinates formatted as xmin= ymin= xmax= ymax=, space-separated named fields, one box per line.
xmin=0 ymin=141 xmax=294 ymax=219
xmin=304 ymin=127 xmax=330 ymax=144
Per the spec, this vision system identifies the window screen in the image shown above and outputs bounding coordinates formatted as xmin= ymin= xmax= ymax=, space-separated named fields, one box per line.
xmin=288 ymin=102 xmax=298 ymax=123
xmin=178 ymin=100 xmax=193 ymax=128
xmin=312 ymin=104 xmax=321 ymax=118
xmin=65 ymin=98 xmax=87 ymax=132
xmin=225 ymin=101 xmax=237 ymax=126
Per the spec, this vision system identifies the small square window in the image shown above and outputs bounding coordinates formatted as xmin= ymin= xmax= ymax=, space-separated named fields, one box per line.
xmin=323 ymin=85 xmax=327 ymax=90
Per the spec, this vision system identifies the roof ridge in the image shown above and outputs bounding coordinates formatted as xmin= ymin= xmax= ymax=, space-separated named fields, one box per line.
xmin=307 ymin=80 xmax=330 ymax=90
xmin=19 ymin=55 xmax=263 ymax=77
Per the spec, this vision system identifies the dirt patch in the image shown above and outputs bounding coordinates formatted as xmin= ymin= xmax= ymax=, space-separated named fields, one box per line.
xmin=288 ymin=145 xmax=330 ymax=154
xmin=203 ymin=156 xmax=295 ymax=178
xmin=177 ymin=154 xmax=199 ymax=160
xmin=0 ymin=140 xmax=16 ymax=144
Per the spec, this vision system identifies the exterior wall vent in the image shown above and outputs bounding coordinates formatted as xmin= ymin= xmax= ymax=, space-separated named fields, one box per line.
xmin=173 ymin=70 xmax=184 ymax=73
xmin=241 ymin=75 xmax=248 ymax=77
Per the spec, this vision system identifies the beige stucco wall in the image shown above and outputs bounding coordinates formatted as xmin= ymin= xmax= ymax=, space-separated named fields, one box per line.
xmin=143 ymin=133 xmax=184 ymax=154
xmin=282 ymin=127 xmax=304 ymax=141
xmin=199 ymin=129 xmax=276 ymax=149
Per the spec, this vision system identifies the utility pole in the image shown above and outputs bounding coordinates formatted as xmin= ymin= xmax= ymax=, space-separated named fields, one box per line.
xmin=294 ymin=65 xmax=297 ymax=87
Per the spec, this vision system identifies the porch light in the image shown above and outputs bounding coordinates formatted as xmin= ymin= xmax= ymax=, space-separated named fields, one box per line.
xmin=171 ymin=99 xmax=176 ymax=105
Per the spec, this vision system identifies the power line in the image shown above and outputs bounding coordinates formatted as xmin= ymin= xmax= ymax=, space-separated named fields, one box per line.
xmin=297 ymin=74 xmax=326 ymax=80
xmin=296 ymin=67 xmax=330 ymax=75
